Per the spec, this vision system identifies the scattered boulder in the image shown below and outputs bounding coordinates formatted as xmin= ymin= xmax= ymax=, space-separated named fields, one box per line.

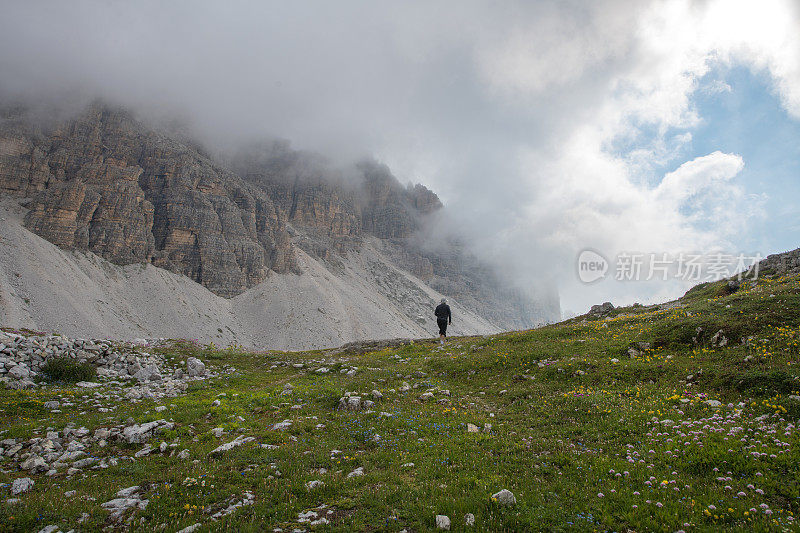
xmin=186 ymin=357 xmax=206 ymax=377
xmin=101 ymin=486 xmax=148 ymax=521
xmin=435 ymin=514 xmax=451 ymax=530
xmin=491 ymin=489 xmax=517 ymax=505
xmin=209 ymin=436 xmax=255 ymax=455
xmin=271 ymin=420 xmax=293 ymax=430
xmin=710 ymin=330 xmax=728 ymax=347
xmin=338 ymin=394 xmax=363 ymax=411
xmin=121 ymin=420 xmax=174 ymax=444
xmin=21 ymin=455 xmax=48 ymax=473
xmin=133 ymin=364 xmax=162 ymax=383
xmin=11 ymin=477 xmax=34 ymax=495
xmin=588 ymin=302 xmax=614 ymax=317
xmin=347 ymin=467 xmax=364 ymax=478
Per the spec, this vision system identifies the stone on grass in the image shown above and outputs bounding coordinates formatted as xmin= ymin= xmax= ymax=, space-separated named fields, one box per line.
xmin=116 ymin=486 xmax=142 ymax=498
xmin=466 ymin=423 xmax=479 ymax=433
xmin=101 ymin=487 xmax=148 ymax=521
xmin=102 ymin=497 xmax=148 ymax=520
xmin=209 ymin=436 xmax=255 ymax=455
xmin=186 ymin=357 xmax=206 ymax=377
xmin=464 ymin=513 xmax=475 ymax=526
xmin=134 ymin=445 xmax=152 ymax=458
xmin=347 ymin=467 xmax=364 ymax=478
xmin=491 ymin=489 xmax=517 ymax=505
xmin=298 ymin=510 xmax=319 ymax=523
xmin=338 ymin=396 xmax=362 ymax=411
xmin=122 ymin=420 xmax=174 ymax=444
xmin=305 ymin=480 xmax=324 ymax=490
xmin=435 ymin=514 xmax=451 ymax=530
xmin=21 ymin=455 xmax=48 ymax=473
xmin=271 ymin=420 xmax=292 ymax=430
xmin=11 ymin=477 xmax=34 ymax=495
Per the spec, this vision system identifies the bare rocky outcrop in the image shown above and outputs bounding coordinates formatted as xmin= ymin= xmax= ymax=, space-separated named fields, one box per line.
xmin=746 ymin=248 xmax=800 ymax=278
xmin=1 ymin=105 xmax=295 ymax=298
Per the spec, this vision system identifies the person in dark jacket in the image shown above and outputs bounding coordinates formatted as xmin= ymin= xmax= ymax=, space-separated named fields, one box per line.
xmin=434 ymin=298 xmax=451 ymax=344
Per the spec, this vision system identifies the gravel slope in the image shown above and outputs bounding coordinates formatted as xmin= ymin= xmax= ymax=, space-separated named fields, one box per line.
xmin=0 ymin=201 xmax=498 ymax=350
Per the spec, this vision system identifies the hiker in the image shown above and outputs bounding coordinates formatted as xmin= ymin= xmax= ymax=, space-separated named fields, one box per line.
xmin=434 ymin=298 xmax=451 ymax=344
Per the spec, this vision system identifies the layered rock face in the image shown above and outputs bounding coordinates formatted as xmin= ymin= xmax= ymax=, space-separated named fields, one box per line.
xmin=232 ymin=144 xmax=442 ymax=242
xmin=0 ymin=106 xmax=294 ymax=297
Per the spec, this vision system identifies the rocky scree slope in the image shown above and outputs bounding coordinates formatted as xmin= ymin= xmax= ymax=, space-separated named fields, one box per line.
xmin=0 ymin=200 xmax=497 ymax=349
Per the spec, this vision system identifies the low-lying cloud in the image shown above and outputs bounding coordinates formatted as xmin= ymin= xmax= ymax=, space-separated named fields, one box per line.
xmin=1 ymin=0 xmax=797 ymax=315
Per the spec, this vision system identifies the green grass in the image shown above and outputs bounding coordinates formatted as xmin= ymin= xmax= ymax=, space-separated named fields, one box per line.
xmin=40 ymin=357 xmax=97 ymax=383
xmin=0 ymin=274 xmax=799 ymax=531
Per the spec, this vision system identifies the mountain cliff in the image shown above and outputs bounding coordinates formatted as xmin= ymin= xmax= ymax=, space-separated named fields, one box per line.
xmin=0 ymin=103 xmax=559 ymax=341
xmin=1 ymin=105 xmax=294 ymax=298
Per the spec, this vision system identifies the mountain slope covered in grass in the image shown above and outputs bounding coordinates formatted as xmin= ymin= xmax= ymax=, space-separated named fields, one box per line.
xmin=0 ymin=268 xmax=798 ymax=531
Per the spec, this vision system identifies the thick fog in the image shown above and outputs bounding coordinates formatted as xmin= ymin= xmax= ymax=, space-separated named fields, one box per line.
xmin=2 ymin=0 xmax=799 ymax=315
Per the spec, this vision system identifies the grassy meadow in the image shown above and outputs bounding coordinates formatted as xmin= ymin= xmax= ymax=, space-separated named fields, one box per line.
xmin=1 ymin=273 xmax=799 ymax=531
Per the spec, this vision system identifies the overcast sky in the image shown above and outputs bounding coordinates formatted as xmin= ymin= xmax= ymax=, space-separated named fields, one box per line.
xmin=2 ymin=0 xmax=799 ymax=315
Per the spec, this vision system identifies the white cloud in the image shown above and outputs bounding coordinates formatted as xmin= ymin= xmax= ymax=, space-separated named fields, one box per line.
xmin=0 ymin=0 xmax=795 ymax=314
xmin=654 ymin=151 xmax=744 ymax=207
xmin=458 ymin=0 xmax=793 ymax=311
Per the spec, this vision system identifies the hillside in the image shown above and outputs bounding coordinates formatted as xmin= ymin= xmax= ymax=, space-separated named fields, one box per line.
xmin=0 ymin=103 xmax=559 ymax=340
xmin=0 ymin=200 xmax=497 ymax=350
xmin=0 ymin=256 xmax=797 ymax=531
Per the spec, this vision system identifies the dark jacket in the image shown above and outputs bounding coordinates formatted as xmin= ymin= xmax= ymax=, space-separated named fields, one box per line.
xmin=435 ymin=303 xmax=451 ymax=323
